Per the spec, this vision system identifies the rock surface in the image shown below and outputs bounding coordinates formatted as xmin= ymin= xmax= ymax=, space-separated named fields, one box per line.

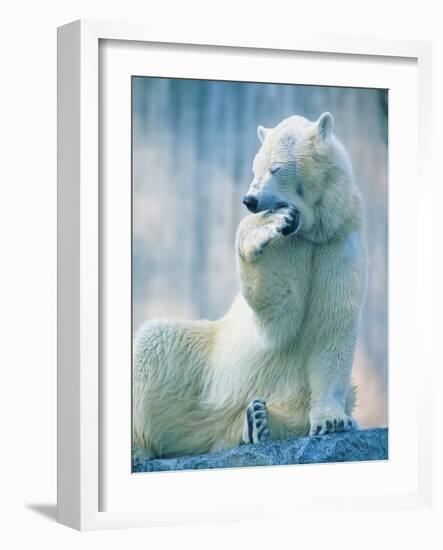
xmin=133 ymin=427 xmax=388 ymax=472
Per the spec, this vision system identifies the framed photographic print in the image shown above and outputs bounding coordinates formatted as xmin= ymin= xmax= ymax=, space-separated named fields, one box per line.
xmin=57 ymin=20 xmax=433 ymax=530
xmin=130 ymin=76 xmax=389 ymax=470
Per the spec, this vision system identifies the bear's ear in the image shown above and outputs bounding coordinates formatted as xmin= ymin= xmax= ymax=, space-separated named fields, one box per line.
xmin=316 ymin=112 xmax=334 ymax=141
xmin=257 ymin=125 xmax=269 ymax=144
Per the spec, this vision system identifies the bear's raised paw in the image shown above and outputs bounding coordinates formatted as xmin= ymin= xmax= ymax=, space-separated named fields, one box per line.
xmin=242 ymin=399 xmax=270 ymax=444
xmin=263 ymin=205 xmax=300 ymax=239
xmin=276 ymin=205 xmax=300 ymax=236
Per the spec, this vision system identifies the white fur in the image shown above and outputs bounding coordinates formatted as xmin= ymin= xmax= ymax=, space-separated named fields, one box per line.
xmin=133 ymin=113 xmax=368 ymax=458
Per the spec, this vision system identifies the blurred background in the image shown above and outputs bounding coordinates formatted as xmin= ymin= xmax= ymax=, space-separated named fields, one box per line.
xmin=132 ymin=77 xmax=388 ymax=429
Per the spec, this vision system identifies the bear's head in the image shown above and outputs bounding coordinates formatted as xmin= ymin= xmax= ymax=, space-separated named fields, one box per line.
xmin=243 ymin=113 xmax=361 ymax=243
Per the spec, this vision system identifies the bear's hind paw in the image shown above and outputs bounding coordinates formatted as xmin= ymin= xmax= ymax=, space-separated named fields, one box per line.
xmin=243 ymin=399 xmax=270 ymax=444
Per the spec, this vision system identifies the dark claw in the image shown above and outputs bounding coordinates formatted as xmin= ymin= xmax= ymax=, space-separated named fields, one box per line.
xmin=281 ymin=226 xmax=291 ymax=236
xmin=337 ymin=419 xmax=345 ymax=431
xmin=246 ymin=407 xmax=254 ymax=443
xmin=315 ymin=425 xmax=322 ymax=435
xmin=325 ymin=420 xmax=332 ymax=432
xmin=281 ymin=209 xmax=300 ymax=236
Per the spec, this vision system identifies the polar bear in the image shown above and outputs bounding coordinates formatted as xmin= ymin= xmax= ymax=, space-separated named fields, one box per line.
xmin=133 ymin=112 xmax=368 ymax=460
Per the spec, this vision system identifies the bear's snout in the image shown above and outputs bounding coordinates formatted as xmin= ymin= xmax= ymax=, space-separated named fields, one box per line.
xmin=242 ymin=195 xmax=259 ymax=213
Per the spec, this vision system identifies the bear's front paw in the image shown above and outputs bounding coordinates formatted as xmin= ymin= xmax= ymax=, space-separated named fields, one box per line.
xmin=243 ymin=399 xmax=270 ymax=444
xmin=271 ymin=205 xmax=300 ymax=237
xmin=309 ymin=408 xmax=356 ymax=437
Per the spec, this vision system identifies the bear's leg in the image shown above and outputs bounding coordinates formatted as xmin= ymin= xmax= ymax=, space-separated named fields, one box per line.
xmin=242 ymin=399 xmax=270 ymax=444
xmin=133 ymin=318 xmax=218 ymax=458
xmin=309 ymin=378 xmax=357 ymax=437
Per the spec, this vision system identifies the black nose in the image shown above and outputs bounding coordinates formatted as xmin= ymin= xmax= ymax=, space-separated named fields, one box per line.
xmin=242 ymin=195 xmax=258 ymax=213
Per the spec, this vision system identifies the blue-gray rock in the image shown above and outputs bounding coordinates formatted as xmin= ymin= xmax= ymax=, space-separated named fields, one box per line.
xmin=133 ymin=427 xmax=388 ymax=472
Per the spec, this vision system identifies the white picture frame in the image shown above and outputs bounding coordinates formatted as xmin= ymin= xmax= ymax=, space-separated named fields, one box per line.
xmin=57 ymin=19 xmax=433 ymax=531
